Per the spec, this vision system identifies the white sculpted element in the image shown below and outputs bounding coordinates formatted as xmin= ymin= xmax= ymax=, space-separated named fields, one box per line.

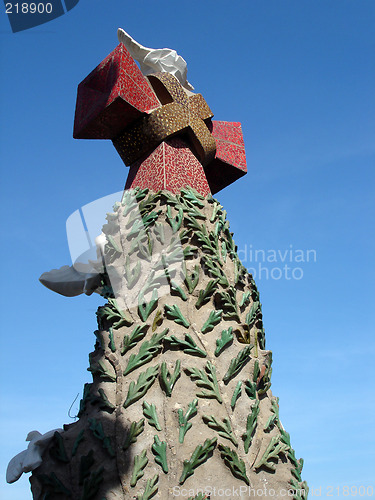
xmin=6 ymin=429 xmax=63 ymax=483
xmin=39 ymin=233 xmax=106 ymax=297
xmin=117 ymin=28 xmax=194 ymax=91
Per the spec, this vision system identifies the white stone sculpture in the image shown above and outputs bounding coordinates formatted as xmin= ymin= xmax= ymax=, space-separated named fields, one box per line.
xmin=39 ymin=264 xmax=101 ymax=297
xmin=117 ymin=28 xmax=194 ymax=91
xmin=39 ymin=233 xmax=106 ymax=297
xmin=6 ymin=429 xmax=63 ymax=483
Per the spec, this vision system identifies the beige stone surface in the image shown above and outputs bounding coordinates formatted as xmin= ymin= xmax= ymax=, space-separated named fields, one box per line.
xmin=30 ymin=189 xmax=307 ymax=500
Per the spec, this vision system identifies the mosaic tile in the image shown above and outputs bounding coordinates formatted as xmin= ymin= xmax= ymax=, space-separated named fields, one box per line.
xmin=73 ymin=43 xmax=160 ymax=139
xmin=74 ymin=43 xmax=248 ymax=195
xmin=202 ymin=121 xmax=247 ymax=194
xmin=114 ymin=72 xmax=216 ymax=167
xmin=125 ymin=138 xmax=210 ymax=196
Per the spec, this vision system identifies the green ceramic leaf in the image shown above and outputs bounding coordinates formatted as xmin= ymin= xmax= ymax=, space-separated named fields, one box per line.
xmin=239 ymin=291 xmax=251 ymax=308
xmin=214 ymin=327 xmax=233 ymax=357
xmin=184 ymin=264 xmax=200 ymax=293
xmin=246 ymin=301 xmax=262 ymax=329
xmin=221 ymin=240 xmax=227 ymax=262
xmin=223 ymin=345 xmax=253 ymax=384
xmin=95 ymin=388 xmax=115 ymax=413
xmin=242 ymin=401 xmax=260 ymax=453
xmin=49 ymin=431 xmax=69 ymax=463
xmin=185 ymin=361 xmax=222 ymax=403
xmin=123 ymin=418 xmax=145 ymax=451
xmin=152 ymin=436 xmax=168 ymax=473
xmin=258 ymin=327 xmax=266 ymax=350
xmin=123 ymin=364 xmax=159 ymax=409
xmin=138 ymin=193 xmax=160 ymax=217
xmin=130 ymin=449 xmax=148 ymax=487
xmin=138 ymin=288 xmax=158 ymax=322
xmin=257 ymin=353 xmax=273 ymax=396
xmin=134 ymin=187 xmax=149 ymax=201
xmin=202 ymin=256 xmax=228 ymax=286
xmin=79 ymin=449 xmax=94 ymax=484
xmin=125 ymin=256 xmax=141 ymax=289
xmin=179 ymin=437 xmax=217 ymax=484
xmin=218 ymin=444 xmax=249 ymax=485
xmin=97 ymin=297 xmax=133 ymax=329
xmin=88 ymin=418 xmax=115 ymax=457
xmin=202 ymin=415 xmax=238 ymax=446
xmin=244 ymin=379 xmax=257 ymax=399
xmin=254 ymin=435 xmax=290 ymax=471
xmin=72 ymin=430 xmax=84 ymax=457
xmin=161 ymin=191 xmax=179 ymax=206
xmin=253 ymin=359 xmax=260 ymax=382
xmin=123 ymin=329 xmax=167 ymax=376
xmin=142 ymin=401 xmax=161 ymax=431
xmin=201 ymin=309 xmax=223 ymax=334
xmin=180 ymin=186 xmax=205 ymax=207
xmin=108 ymin=327 xmax=116 ymax=352
xmin=214 ymin=219 xmax=224 ymax=238
xmin=153 ymin=222 xmax=165 ymax=244
xmin=81 ymin=466 xmax=104 ymax=500
xmin=121 ymin=325 xmax=149 ymax=355
xmin=179 ymin=228 xmax=192 ymax=244
xmin=183 ymin=245 xmax=197 ymax=259
xmin=181 ymin=197 xmax=206 ymax=219
xmin=218 ymin=287 xmax=239 ymax=321
xmin=165 ymin=304 xmax=190 ymax=328
xmin=122 ymin=193 xmax=138 ymax=217
xmin=166 ymin=205 xmax=183 ymax=233
xmin=195 ymin=279 xmax=219 ymax=309
xmin=164 ymin=333 xmax=207 ymax=358
xmin=264 ymin=398 xmax=280 ymax=432
xmin=194 ymin=226 xmax=220 ymax=259
xmin=160 ymin=360 xmax=181 ymax=397
xmin=170 ymin=280 xmax=187 ymax=301
xmin=291 ymin=457 xmax=304 ymax=482
xmin=141 ymin=210 xmax=160 ymax=229
xmin=137 ymin=474 xmax=159 ymax=500
xmin=105 ymin=234 xmax=122 ymax=262
xmin=178 ymin=398 xmax=198 ymax=443
xmin=87 ymin=356 xmax=116 ymax=382
xmin=210 ymin=200 xmax=223 ymax=222
xmin=38 ymin=472 xmax=72 ymax=497
xmin=230 ymin=381 xmax=242 ymax=410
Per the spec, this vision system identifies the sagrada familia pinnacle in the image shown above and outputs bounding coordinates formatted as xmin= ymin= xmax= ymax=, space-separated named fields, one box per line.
xmin=7 ymin=30 xmax=308 ymax=500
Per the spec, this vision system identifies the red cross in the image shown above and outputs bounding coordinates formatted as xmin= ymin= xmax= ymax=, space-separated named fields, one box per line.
xmin=73 ymin=43 xmax=247 ymax=195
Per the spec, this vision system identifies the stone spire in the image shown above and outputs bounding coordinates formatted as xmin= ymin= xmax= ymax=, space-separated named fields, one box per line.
xmin=8 ymin=34 xmax=308 ymax=500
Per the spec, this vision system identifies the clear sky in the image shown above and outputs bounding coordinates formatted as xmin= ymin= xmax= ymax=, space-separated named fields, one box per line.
xmin=0 ymin=1 xmax=374 ymax=498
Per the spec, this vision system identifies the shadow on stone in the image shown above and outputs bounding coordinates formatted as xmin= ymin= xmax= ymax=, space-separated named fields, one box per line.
xmin=30 ymin=412 xmax=135 ymax=499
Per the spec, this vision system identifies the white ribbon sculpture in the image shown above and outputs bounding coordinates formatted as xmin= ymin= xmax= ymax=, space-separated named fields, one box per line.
xmin=117 ymin=28 xmax=194 ymax=91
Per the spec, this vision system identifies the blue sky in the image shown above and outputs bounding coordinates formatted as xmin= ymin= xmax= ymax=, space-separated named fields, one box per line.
xmin=0 ymin=1 xmax=374 ymax=498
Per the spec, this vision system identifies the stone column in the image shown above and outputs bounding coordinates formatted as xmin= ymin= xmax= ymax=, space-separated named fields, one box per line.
xmin=30 ymin=186 xmax=307 ymax=500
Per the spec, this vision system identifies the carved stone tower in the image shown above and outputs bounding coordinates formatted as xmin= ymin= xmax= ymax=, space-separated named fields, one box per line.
xmin=9 ymin=35 xmax=308 ymax=500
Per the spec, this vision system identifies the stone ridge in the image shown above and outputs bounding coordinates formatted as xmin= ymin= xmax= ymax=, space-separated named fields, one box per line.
xmin=30 ymin=187 xmax=307 ymax=500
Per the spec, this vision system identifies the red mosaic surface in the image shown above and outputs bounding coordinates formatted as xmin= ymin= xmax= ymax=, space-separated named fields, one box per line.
xmin=73 ymin=44 xmax=160 ymax=139
xmin=125 ymin=138 xmax=211 ymax=196
xmin=202 ymin=120 xmax=247 ymax=194
xmin=74 ymin=44 xmax=248 ymax=195
xmin=211 ymin=121 xmax=247 ymax=171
